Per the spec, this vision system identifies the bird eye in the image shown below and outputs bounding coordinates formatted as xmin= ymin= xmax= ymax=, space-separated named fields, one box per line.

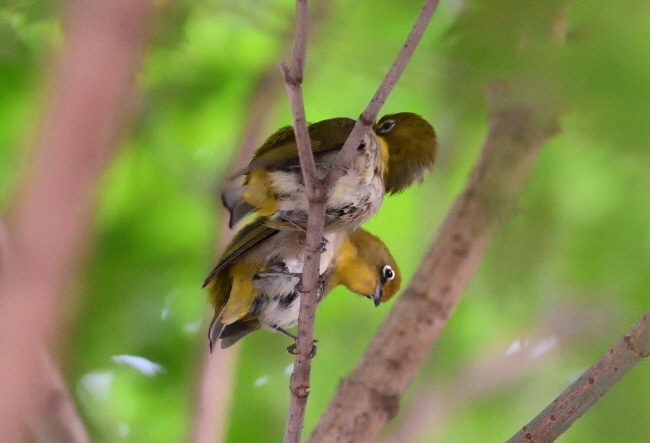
xmin=357 ymin=139 xmax=367 ymax=151
xmin=377 ymin=119 xmax=396 ymax=135
xmin=382 ymin=265 xmax=395 ymax=282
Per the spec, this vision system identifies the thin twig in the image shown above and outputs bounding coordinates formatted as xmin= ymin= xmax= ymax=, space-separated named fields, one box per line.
xmin=195 ymin=3 xmax=337 ymax=440
xmin=506 ymin=308 xmax=650 ymax=443
xmin=0 ymin=0 xmax=150 ymax=439
xmin=281 ymin=1 xmax=327 ymax=442
xmin=323 ymin=0 xmax=441 ymax=190
xmin=307 ymin=87 xmax=561 ymax=443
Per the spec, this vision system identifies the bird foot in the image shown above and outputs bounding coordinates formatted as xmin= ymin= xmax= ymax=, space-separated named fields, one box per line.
xmin=286 ymin=339 xmax=319 ymax=358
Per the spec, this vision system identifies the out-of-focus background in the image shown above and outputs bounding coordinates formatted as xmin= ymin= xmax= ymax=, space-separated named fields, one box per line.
xmin=3 ymin=0 xmax=650 ymax=441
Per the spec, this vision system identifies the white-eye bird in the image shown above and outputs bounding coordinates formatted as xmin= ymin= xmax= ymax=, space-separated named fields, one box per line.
xmin=204 ymin=219 xmax=401 ymax=350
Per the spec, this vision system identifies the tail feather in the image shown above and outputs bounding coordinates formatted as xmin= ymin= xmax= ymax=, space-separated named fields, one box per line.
xmin=221 ymin=187 xmax=245 ymax=214
xmin=229 ymin=201 xmax=255 ymax=228
xmin=221 ymin=187 xmax=255 ymax=228
xmin=220 ymin=321 xmax=258 ymax=349
xmin=208 ymin=309 xmax=226 ymax=353
xmin=208 ymin=307 xmax=259 ymax=351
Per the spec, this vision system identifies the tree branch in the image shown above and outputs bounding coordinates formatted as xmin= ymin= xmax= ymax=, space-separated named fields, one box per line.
xmin=0 ymin=216 xmax=12 ymax=288
xmin=0 ymin=0 xmax=150 ymax=440
xmin=195 ymin=3 xmax=337 ymax=440
xmin=506 ymin=308 xmax=650 ymax=443
xmin=281 ymin=2 xmax=327 ymax=443
xmin=280 ymin=0 xmax=320 ymax=199
xmin=307 ymin=87 xmax=561 ymax=443
xmin=324 ymin=0 xmax=441 ymax=190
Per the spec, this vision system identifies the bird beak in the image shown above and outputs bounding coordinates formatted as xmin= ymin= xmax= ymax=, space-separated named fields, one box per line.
xmin=372 ymin=283 xmax=383 ymax=307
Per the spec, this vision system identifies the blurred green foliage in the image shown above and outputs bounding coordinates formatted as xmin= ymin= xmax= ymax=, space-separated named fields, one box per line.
xmin=3 ymin=0 xmax=650 ymax=441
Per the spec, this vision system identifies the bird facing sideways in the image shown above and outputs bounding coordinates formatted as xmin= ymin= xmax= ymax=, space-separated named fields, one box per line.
xmin=222 ymin=112 xmax=438 ymax=229
xmin=221 ymin=117 xmax=387 ymax=232
xmin=374 ymin=112 xmax=438 ymax=194
xmin=204 ymin=219 xmax=401 ymax=351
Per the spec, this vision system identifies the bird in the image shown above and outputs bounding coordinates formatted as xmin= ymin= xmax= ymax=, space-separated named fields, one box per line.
xmin=204 ymin=219 xmax=401 ymax=351
xmin=221 ymin=117 xmax=387 ymax=232
xmin=203 ymin=217 xmax=343 ymax=351
xmin=373 ymin=112 xmax=439 ymax=194
xmin=221 ymin=112 xmax=438 ymax=229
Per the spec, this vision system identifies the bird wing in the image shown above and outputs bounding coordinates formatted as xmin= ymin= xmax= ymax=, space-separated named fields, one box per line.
xmin=202 ymin=218 xmax=279 ymax=287
xmin=219 ymin=319 xmax=260 ymax=349
xmin=235 ymin=118 xmax=356 ymax=174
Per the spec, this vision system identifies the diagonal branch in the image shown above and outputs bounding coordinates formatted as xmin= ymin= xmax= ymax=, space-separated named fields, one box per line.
xmin=506 ymin=308 xmax=650 ymax=443
xmin=307 ymin=86 xmax=561 ymax=443
xmin=324 ymin=0 xmax=441 ymax=190
xmin=379 ymin=302 xmax=616 ymax=443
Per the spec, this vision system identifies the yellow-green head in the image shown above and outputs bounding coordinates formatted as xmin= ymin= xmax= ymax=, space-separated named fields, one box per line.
xmin=330 ymin=228 xmax=402 ymax=306
xmin=374 ymin=112 xmax=438 ymax=194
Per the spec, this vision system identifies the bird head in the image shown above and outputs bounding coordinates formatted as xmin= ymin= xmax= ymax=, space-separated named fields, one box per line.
xmin=335 ymin=228 xmax=402 ymax=306
xmin=374 ymin=112 xmax=438 ymax=194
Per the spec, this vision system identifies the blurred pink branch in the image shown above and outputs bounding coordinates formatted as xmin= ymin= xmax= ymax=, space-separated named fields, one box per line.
xmin=29 ymin=348 xmax=91 ymax=443
xmin=192 ymin=69 xmax=286 ymax=443
xmin=506 ymin=308 xmax=650 ymax=443
xmin=0 ymin=0 xmax=150 ymax=440
xmin=192 ymin=346 xmax=237 ymax=443
xmin=0 ymin=216 xmax=12 ymax=285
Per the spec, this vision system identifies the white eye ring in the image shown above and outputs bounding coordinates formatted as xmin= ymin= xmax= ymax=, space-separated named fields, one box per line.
xmin=377 ymin=119 xmax=396 ymax=135
xmin=382 ymin=265 xmax=395 ymax=282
